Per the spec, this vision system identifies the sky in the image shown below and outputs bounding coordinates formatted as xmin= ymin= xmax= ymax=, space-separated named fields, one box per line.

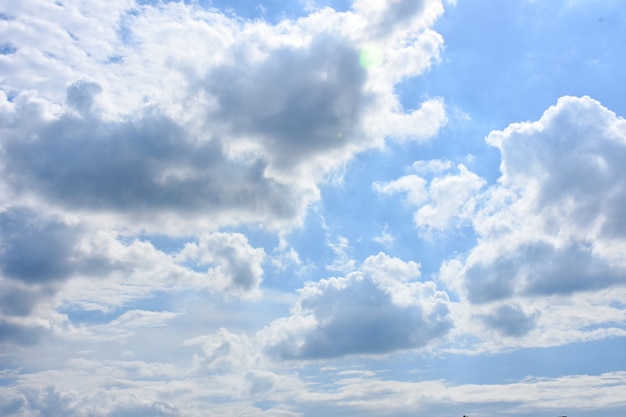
xmin=0 ymin=0 xmax=625 ymax=416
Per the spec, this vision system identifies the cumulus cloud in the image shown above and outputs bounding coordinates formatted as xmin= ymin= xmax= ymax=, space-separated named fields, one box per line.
xmin=187 ymin=328 xmax=259 ymax=374
xmin=375 ymin=96 xmax=626 ymax=349
xmin=452 ymin=96 xmax=626 ymax=303
xmin=261 ymin=252 xmax=452 ymax=359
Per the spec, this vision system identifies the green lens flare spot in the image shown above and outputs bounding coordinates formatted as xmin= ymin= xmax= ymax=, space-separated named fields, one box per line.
xmin=359 ymin=45 xmax=383 ymax=69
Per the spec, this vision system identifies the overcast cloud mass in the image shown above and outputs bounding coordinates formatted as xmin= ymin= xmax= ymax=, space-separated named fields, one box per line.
xmin=1 ymin=0 xmax=625 ymax=416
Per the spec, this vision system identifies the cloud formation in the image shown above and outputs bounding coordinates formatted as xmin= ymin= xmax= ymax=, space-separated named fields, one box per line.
xmin=261 ymin=252 xmax=452 ymax=359
xmin=0 ymin=0 xmax=446 ymax=234
xmin=456 ymin=96 xmax=626 ymax=303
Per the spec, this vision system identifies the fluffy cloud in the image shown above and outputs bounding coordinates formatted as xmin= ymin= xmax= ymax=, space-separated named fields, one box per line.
xmin=261 ymin=252 xmax=452 ymax=359
xmin=205 ymin=36 xmax=368 ymax=169
xmin=376 ymin=96 xmax=626 ymax=349
xmin=380 ymin=96 xmax=626 ymax=302
xmin=0 ymin=0 xmax=447 ymax=235
xmin=0 ymin=208 xmax=87 ymax=286
xmin=432 ymin=96 xmax=626 ymax=349
xmin=455 ymin=96 xmax=626 ymax=303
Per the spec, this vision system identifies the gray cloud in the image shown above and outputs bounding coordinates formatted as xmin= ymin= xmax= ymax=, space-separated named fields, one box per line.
xmin=207 ymin=37 xmax=369 ymax=167
xmin=0 ymin=207 xmax=133 ymax=285
xmin=376 ymin=0 xmax=427 ymax=36
xmin=0 ymin=386 xmax=179 ymax=417
xmin=464 ymin=241 xmax=623 ymax=303
xmin=480 ymin=303 xmax=540 ymax=337
xmin=0 ymin=283 xmax=53 ymax=317
xmin=1 ymin=86 xmax=301 ymax=230
xmin=66 ymin=80 xmax=102 ymax=115
xmin=0 ymin=320 xmax=42 ymax=345
xmin=0 ymin=0 xmax=446 ymax=236
xmin=353 ymin=0 xmax=430 ymax=40
xmin=0 ymin=208 xmax=126 ymax=345
xmin=108 ymin=403 xmax=179 ymax=417
xmin=0 ymin=208 xmax=84 ymax=284
xmin=262 ymin=253 xmax=452 ymax=359
xmin=179 ymin=232 xmax=266 ymax=294
xmin=296 ymin=279 xmax=449 ymax=358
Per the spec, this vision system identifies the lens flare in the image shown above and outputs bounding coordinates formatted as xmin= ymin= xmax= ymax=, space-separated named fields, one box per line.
xmin=359 ymin=45 xmax=383 ymax=69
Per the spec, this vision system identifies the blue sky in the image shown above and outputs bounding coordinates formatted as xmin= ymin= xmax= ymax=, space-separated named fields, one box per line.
xmin=1 ymin=0 xmax=625 ymax=416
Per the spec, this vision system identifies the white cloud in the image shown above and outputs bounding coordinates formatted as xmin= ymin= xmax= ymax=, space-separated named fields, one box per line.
xmin=411 ymin=158 xmax=453 ymax=174
xmin=375 ymin=96 xmax=626 ymax=351
xmin=374 ymin=162 xmax=486 ymax=233
xmin=413 ymin=164 xmax=486 ymax=232
xmin=0 ymin=207 xmax=270 ymax=348
xmin=4 ymin=2 xmax=623 ymax=417
xmin=460 ymin=96 xmax=626 ymax=302
xmin=431 ymin=96 xmax=626 ymax=351
xmin=373 ymin=174 xmax=428 ymax=206
xmin=0 ymin=0 xmax=445 ymax=364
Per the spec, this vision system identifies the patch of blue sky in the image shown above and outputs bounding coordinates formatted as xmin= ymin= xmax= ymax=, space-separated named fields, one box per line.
xmin=253 ymin=400 xmax=278 ymax=411
xmin=208 ymin=0 xmax=353 ymax=21
xmin=298 ymin=336 xmax=626 ymax=387
xmin=420 ymin=0 xmax=626 ymax=125
xmin=137 ymin=0 xmax=323 ymax=22
xmin=135 ymin=233 xmax=191 ymax=255
xmin=316 ymin=145 xmax=480 ymax=277
xmin=434 ymin=337 xmax=626 ymax=385
xmin=388 ymin=0 xmax=626 ymax=193
xmin=278 ymin=209 xmax=337 ymax=277
xmin=116 ymin=17 xmax=136 ymax=47
xmin=0 ymin=43 xmax=17 ymax=55
xmin=106 ymin=55 xmax=124 ymax=64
